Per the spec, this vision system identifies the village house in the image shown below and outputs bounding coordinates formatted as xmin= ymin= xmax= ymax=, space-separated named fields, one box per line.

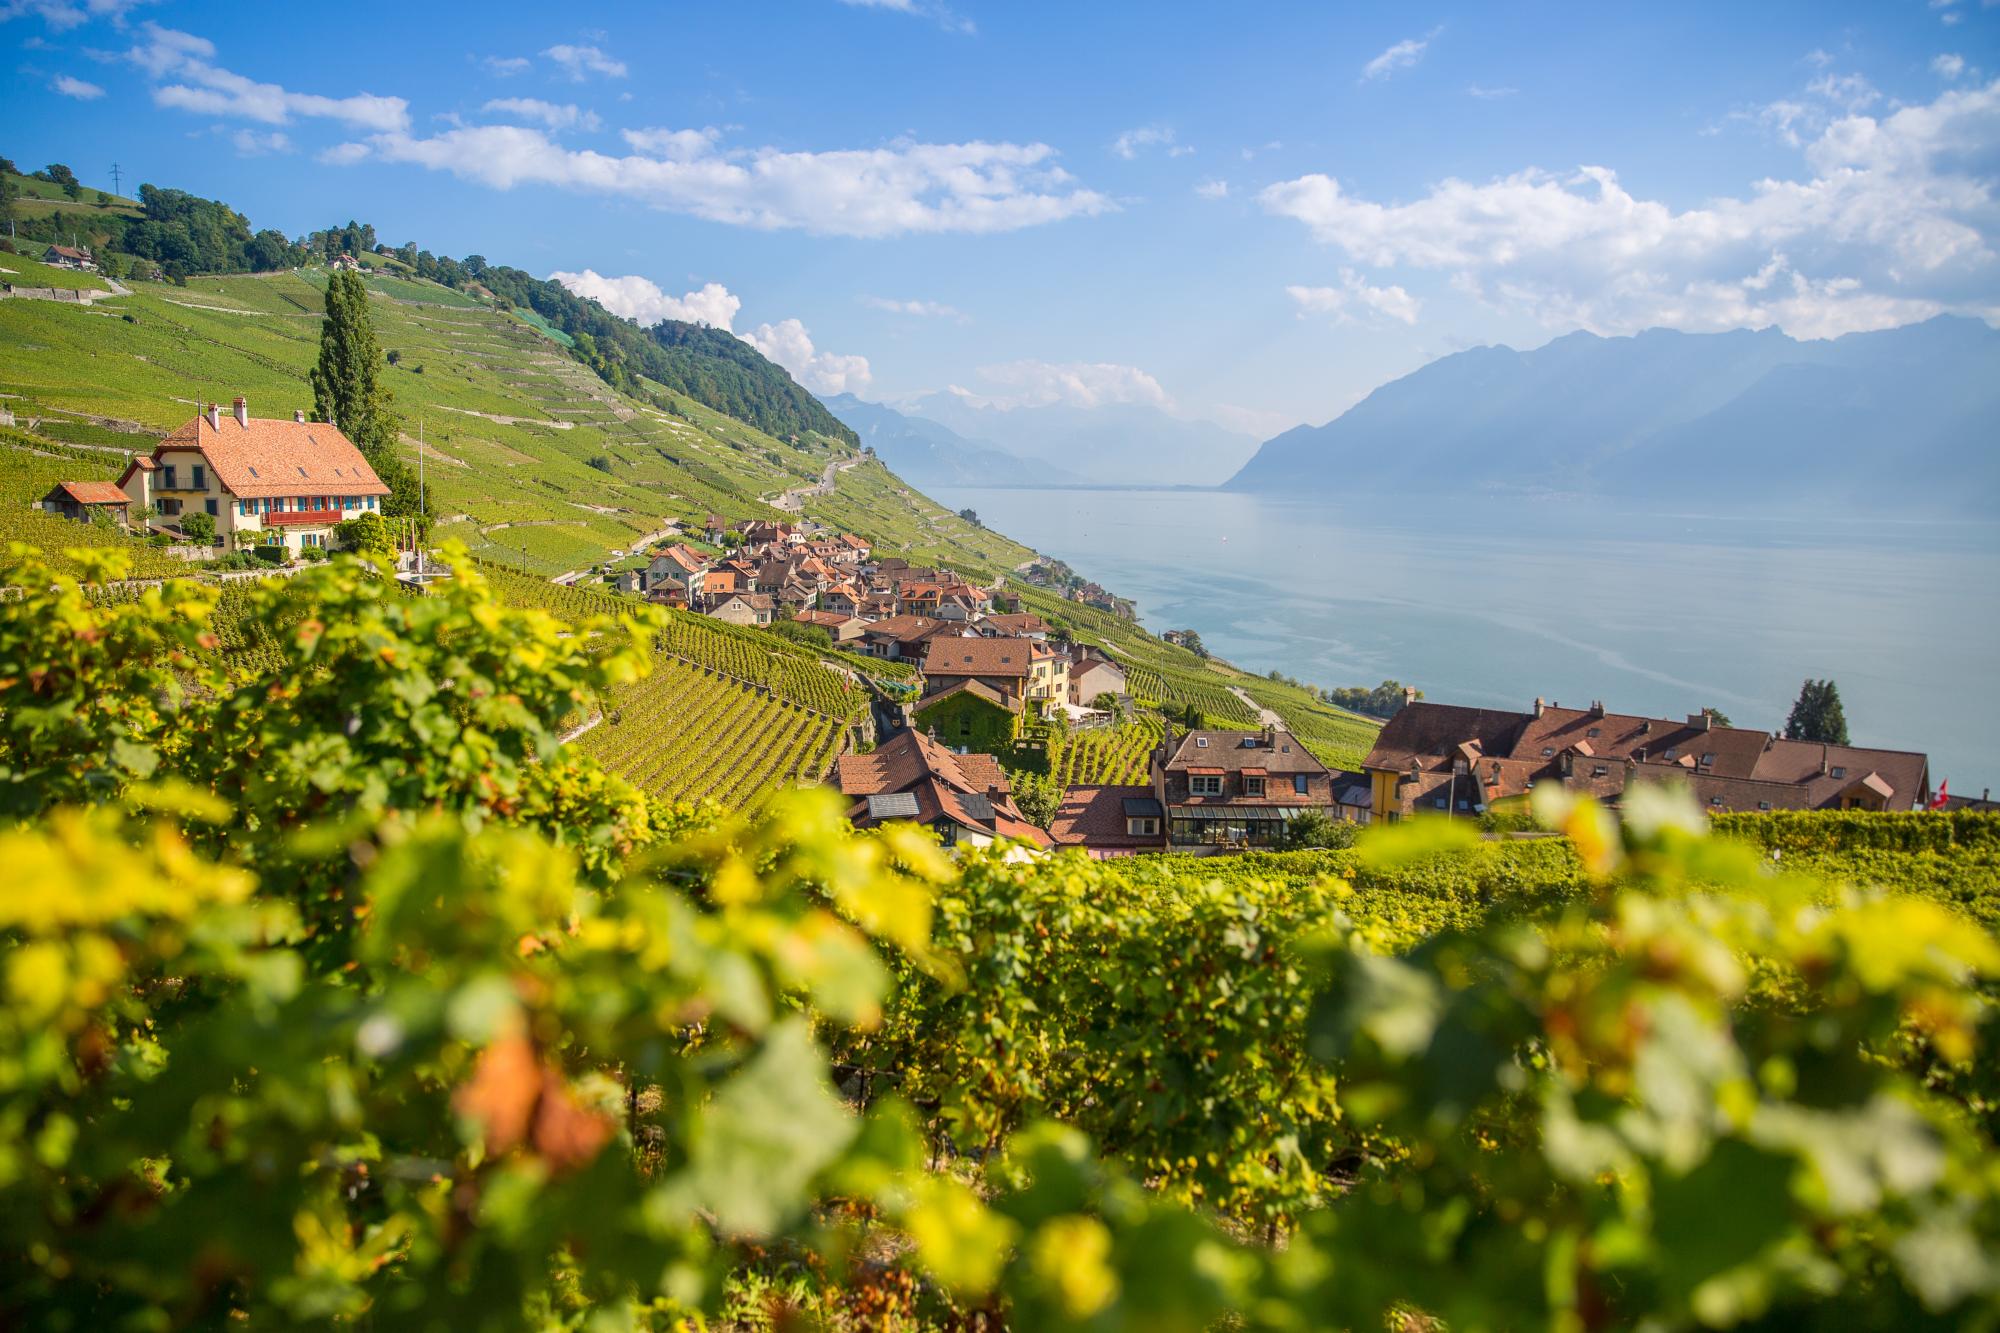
xmin=1363 ymin=698 xmax=1934 ymax=819
xmin=834 ymin=730 xmax=1049 ymax=852
xmin=112 ymin=398 xmax=388 ymax=552
xmin=978 ymin=612 xmax=1049 ymax=640
xmin=860 ymin=614 xmax=947 ymax=662
xmin=791 ymin=609 xmax=865 ymax=644
xmin=708 ymin=592 xmax=776 ymax=627
xmin=1152 ymin=727 xmax=1338 ymax=853
xmin=1068 ymin=650 xmax=1129 ymax=708
xmin=821 ymin=582 xmax=866 ymax=617
xmin=39 ymin=480 xmax=132 ymax=526
xmin=1049 ymin=785 xmax=1166 ymax=857
xmin=645 ymin=545 xmax=708 ymax=600
xmin=42 ymin=243 xmax=97 ymax=272
xmin=740 ymin=520 xmax=802 ymax=548
xmin=920 ymin=636 xmax=1070 ymax=705
xmin=329 ymin=253 xmax=361 ymax=272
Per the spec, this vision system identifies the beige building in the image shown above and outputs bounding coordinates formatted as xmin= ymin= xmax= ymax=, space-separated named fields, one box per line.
xmin=120 ymin=398 xmax=389 ymax=552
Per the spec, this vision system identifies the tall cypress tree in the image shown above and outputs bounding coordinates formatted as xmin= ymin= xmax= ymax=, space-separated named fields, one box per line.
xmin=309 ymin=271 xmax=423 ymax=519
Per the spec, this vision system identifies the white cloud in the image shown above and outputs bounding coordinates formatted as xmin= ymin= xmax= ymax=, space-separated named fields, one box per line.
xmin=1260 ymin=78 xmax=2000 ymax=339
xmin=1935 ymin=53 xmax=1966 ymax=80
xmin=970 ymin=360 xmax=1169 ymax=410
xmin=863 ymin=295 xmax=966 ymax=320
xmin=1195 ymin=178 xmax=1229 ymax=199
xmin=355 ymin=124 xmax=1114 ymax=237
xmin=836 ymin=0 xmax=975 ymax=35
xmin=231 ymin=128 xmax=291 ymax=156
xmin=1286 ymin=271 xmax=1422 ymax=325
xmin=318 ymin=142 xmax=369 ymax=166
xmin=543 ymin=43 xmax=626 ymax=81
xmin=1363 ymin=30 xmax=1437 ymax=82
xmin=1467 ymin=84 xmax=1518 ymax=99
xmin=130 ymin=23 xmax=408 ymax=131
xmin=51 ymin=73 xmax=103 ymax=98
xmin=2 ymin=0 xmax=152 ymax=30
xmin=1111 ymin=124 xmax=1181 ymax=159
xmin=483 ymin=55 xmax=531 ymax=76
xmin=621 ymin=125 xmax=721 ymax=160
xmin=549 ymin=270 xmax=742 ymax=331
xmin=744 ymin=318 xmax=872 ymax=395
xmin=483 ymin=97 xmax=600 ymax=132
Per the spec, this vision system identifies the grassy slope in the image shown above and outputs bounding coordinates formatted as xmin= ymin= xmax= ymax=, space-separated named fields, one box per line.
xmin=0 ymin=249 xmax=1381 ymax=772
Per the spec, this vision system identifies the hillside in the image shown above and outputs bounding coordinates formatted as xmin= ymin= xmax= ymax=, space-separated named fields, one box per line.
xmin=1226 ymin=318 xmax=2000 ymax=512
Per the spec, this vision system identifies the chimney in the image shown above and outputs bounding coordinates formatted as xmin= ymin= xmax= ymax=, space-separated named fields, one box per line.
xmin=1589 ymin=700 xmax=1606 ymax=718
xmin=1688 ymin=712 xmax=1713 ymax=731
xmin=1533 ymin=696 xmax=1546 ymax=717
xmin=204 ymin=402 xmax=220 ymax=431
xmin=294 ymin=409 xmax=305 ymax=424
xmin=232 ymin=395 xmax=248 ymax=427
xmin=1403 ymin=685 xmax=1418 ymax=708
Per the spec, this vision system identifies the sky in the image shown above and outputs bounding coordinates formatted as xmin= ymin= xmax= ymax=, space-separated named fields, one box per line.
xmin=5 ymin=0 xmax=1998 ymax=438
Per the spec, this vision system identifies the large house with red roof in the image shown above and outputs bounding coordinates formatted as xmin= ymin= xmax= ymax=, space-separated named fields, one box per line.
xmin=1363 ymin=698 xmax=1933 ymax=819
xmin=116 ymin=397 xmax=389 ymax=551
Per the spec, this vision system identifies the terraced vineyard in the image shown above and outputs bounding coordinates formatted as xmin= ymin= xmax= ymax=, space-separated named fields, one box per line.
xmin=576 ymin=654 xmax=847 ymax=812
xmin=1119 ymin=660 xmax=1261 ymax=727
xmin=1238 ymin=677 xmax=1383 ymax=771
xmin=1 ymin=431 xmax=196 ymax=580
xmin=1053 ymin=713 xmax=1166 ymax=788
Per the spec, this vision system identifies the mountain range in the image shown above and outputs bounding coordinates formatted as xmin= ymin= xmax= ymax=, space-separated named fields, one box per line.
xmin=1225 ymin=317 xmax=2000 ymax=513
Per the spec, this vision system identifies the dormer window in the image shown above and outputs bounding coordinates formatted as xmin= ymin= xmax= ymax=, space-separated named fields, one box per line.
xmin=1700 ymin=753 xmax=1715 ymax=767
xmin=1664 ymin=748 xmax=1678 ymax=760
xmin=1592 ymin=764 xmax=1608 ymax=778
xmin=1195 ymin=737 xmax=1208 ymax=748
xmin=1190 ymin=774 xmax=1222 ymax=796
xmin=1830 ymin=766 xmax=1846 ymax=779
xmin=1244 ymin=777 xmax=1266 ymax=797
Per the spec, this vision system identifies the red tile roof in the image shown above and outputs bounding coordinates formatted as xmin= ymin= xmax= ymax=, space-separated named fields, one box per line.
xmin=54 ymin=481 xmax=130 ymax=505
xmin=156 ymin=410 xmax=388 ymax=500
xmin=922 ymin=636 xmax=1034 ymax=679
xmin=1049 ymin=785 xmax=1164 ymax=851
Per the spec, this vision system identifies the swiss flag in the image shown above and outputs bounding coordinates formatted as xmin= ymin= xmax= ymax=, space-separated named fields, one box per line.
xmin=1930 ymin=780 xmax=1950 ymax=811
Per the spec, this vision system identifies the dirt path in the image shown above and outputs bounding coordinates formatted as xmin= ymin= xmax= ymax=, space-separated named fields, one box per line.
xmin=435 ymin=405 xmax=575 ymax=430
xmin=771 ymin=454 xmax=863 ymax=512
xmin=1228 ymin=685 xmax=1284 ymax=728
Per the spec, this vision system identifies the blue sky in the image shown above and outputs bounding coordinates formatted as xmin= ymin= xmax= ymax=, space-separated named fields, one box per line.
xmin=6 ymin=0 xmax=1997 ymax=436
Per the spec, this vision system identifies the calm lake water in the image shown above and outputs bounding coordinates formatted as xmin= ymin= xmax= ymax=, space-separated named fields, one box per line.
xmin=932 ymin=486 xmax=2000 ymax=794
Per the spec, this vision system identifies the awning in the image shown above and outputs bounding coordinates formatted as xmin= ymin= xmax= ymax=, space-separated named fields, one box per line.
xmin=1170 ymin=806 xmax=1315 ymax=820
xmin=1240 ymin=767 xmax=1268 ymax=777
xmin=1185 ymin=766 xmax=1225 ymax=775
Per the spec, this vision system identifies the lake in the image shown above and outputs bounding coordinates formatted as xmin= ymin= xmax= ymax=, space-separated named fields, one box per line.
xmin=931 ymin=486 xmax=2000 ymax=794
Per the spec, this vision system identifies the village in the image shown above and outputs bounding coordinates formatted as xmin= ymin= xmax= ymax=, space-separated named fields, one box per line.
xmin=38 ymin=395 xmax=1976 ymax=863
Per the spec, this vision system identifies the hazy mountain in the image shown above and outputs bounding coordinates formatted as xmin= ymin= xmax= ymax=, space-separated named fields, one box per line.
xmin=897 ymin=393 xmax=1261 ymax=487
xmin=1225 ymin=317 xmax=2000 ymax=512
xmin=823 ymin=394 xmax=1081 ymax=487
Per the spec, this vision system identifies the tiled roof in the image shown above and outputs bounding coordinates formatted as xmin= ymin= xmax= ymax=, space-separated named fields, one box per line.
xmin=650 ymin=545 xmax=706 ymax=573
xmin=156 ymin=410 xmax=388 ymax=500
xmin=864 ymin=614 xmax=945 ymax=643
xmin=1049 ymin=785 xmax=1163 ymax=849
xmin=915 ymin=678 xmax=1023 ymax=714
xmin=922 ymin=636 xmax=1034 ymax=678
xmin=53 ymin=481 xmax=130 ymax=504
xmin=1165 ymin=729 xmax=1327 ymax=775
xmin=1371 ymin=700 xmax=1933 ymax=814
xmin=834 ymin=731 xmax=1046 ymax=845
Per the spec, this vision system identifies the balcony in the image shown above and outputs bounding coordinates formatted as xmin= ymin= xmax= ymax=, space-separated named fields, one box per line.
xmin=263 ymin=508 xmax=343 ymax=527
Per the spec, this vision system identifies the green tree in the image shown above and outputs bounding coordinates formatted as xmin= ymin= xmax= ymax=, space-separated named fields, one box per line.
xmin=1702 ymin=705 xmax=1733 ymax=727
xmin=308 ymin=269 xmax=422 ymax=518
xmin=1783 ymin=677 xmax=1850 ymax=744
xmin=43 ymin=162 xmax=78 ymax=191
xmin=1011 ymin=770 xmax=1062 ymax=827
xmin=179 ymin=510 xmax=215 ymax=544
xmin=1281 ymin=808 xmax=1355 ymax=850
xmin=334 ymin=511 xmax=394 ymax=558
xmin=770 ymin=619 xmax=833 ymax=650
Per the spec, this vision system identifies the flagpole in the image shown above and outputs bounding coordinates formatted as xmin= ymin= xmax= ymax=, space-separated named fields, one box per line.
xmin=417 ymin=416 xmax=425 ymax=579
